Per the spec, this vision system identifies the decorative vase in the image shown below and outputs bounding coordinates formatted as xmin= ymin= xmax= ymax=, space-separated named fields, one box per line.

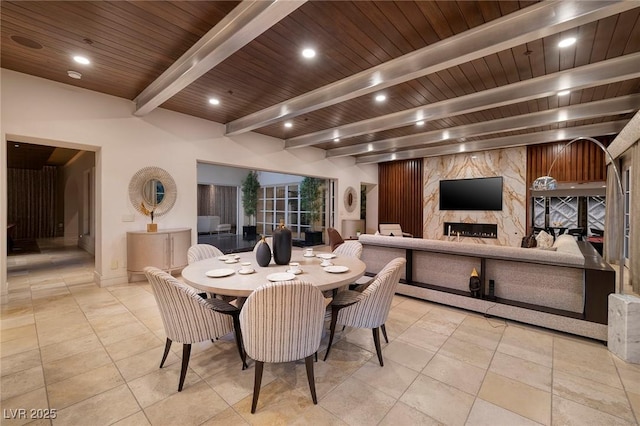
xmin=272 ymin=219 xmax=292 ymax=265
xmin=469 ymin=268 xmax=481 ymax=298
xmin=255 ymin=236 xmax=272 ymax=267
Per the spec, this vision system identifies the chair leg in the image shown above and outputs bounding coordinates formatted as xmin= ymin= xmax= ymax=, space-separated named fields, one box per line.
xmin=381 ymin=323 xmax=389 ymax=343
xmin=304 ymin=355 xmax=318 ymax=404
xmin=231 ymin=314 xmax=248 ymax=370
xmin=372 ymin=327 xmax=384 ymax=367
xmin=251 ymin=361 xmax=264 ymax=414
xmin=178 ymin=344 xmax=191 ymax=392
xmin=160 ymin=338 xmax=172 ymax=368
xmin=323 ymin=307 xmax=339 ymax=361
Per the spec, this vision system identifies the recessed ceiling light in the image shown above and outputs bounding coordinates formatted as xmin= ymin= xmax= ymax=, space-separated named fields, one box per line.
xmin=284 ymin=121 xmax=293 ymax=128
xmin=14 ymin=144 xmax=19 ymax=148
xmin=333 ymin=138 xmax=340 ymax=142
xmin=558 ymin=37 xmax=576 ymax=48
xmin=557 ymin=90 xmax=571 ymax=96
xmin=416 ymin=120 xmax=425 ymax=126
xmin=301 ymin=48 xmax=316 ymax=59
xmin=208 ymin=98 xmax=220 ymax=105
xmin=375 ymin=94 xmax=386 ymax=102
xmin=471 ymin=155 xmax=477 ymax=159
xmin=67 ymin=70 xmax=82 ymax=79
xmin=73 ymin=55 xmax=90 ymax=65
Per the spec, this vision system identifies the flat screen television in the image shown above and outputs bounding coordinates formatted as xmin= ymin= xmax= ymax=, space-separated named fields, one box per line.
xmin=439 ymin=176 xmax=503 ymax=211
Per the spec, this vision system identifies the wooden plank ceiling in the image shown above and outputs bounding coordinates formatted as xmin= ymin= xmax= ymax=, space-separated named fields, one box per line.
xmin=1 ymin=1 xmax=639 ymax=165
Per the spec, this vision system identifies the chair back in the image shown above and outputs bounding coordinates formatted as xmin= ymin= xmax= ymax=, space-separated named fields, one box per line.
xmin=187 ymin=244 xmax=224 ymax=264
xmin=333 ymin=240 xmax=362 ymax=259
xmin=327 ymin=227 xmax=345 ymax=251
xmin=143 ymin=267 xmax=232 ymax=344
xmin=197 ymin=216 xmax=210 ymax=234
xmin=240 ymin=280 xmax=325 ymax=363
xmin=379 ymin=224 xmax=403 ymax=237
xmin=211 ymin=216 xmax=221 ymax=229
xmin=338 ymin=257 xmax=406 ymax=328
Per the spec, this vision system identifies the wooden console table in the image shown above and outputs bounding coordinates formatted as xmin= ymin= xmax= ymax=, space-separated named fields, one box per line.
xmin=127 ymin=228 xmax=191 ymax=281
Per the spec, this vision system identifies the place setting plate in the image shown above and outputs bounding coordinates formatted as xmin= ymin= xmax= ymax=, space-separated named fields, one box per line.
xmin=266 ymin=272 xmax=296 ymax=282
xmin=206 ymin=268 xmax=236 ymax=278
xmin=218 ymin=254 xmax=240 ymax=262
xmin=316 ymin=253 xmax=337 ymax=259
xmin=323 ymin=265 xmax=349 ymax=274
xmin=238 ymin=268 xmax=255 ymax=275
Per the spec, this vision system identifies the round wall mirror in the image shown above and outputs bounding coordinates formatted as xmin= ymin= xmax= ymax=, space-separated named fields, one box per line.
xmin=129 ymin=167 xmax=177 ymax=217
xmin=344 ymin=186 xmax=357 ymax=213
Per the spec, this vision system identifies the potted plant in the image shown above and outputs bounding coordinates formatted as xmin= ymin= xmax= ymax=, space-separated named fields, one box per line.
xmin=300 ymin=177 xmax=324 ymax=245
xmin=241 ymin=170 xmax=259 ymax=239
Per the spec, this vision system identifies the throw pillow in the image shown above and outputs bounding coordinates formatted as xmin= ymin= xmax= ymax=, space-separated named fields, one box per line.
xmin=535 ymin=230 xmax=554 ymax=249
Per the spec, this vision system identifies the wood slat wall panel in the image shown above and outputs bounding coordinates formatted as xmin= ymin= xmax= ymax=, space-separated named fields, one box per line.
xmin=378 ymin=159 xmax=423 ymax=238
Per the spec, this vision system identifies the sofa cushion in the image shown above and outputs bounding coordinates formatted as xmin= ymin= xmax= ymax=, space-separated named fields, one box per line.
xmin=359 ymin=234 xmax=584 ymax=267
xmin=535 ymin=230 xmax=554 ymax=248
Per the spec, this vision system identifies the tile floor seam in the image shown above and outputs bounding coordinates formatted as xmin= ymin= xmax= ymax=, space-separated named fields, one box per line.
xmin=63 ymin=275 xmax=149 ymax=423
xmin=611 ymin=352 xmax=640 ymax=425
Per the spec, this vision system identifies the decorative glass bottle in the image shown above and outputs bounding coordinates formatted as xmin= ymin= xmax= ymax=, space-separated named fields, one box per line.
xmin=272 ymin=219 xmax=292 ymax=265
xmin=255 ymin=235 xmax=272 ymax=267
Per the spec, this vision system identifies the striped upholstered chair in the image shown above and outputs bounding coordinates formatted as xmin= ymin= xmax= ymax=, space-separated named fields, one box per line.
xmin=187 ymin=244 xmax=235 ymax=301
xmin=144 ymin=267 xmax=246 ymax=392
xmin=240 ymin=280 xmax=325 ymax=413
xmin=187 ymin=243 xmax=224 ymax=264
xmin=332 ymin=240 xmax=362 ymax=258
xmin=323 ymin=257 xmax=406 ymax=366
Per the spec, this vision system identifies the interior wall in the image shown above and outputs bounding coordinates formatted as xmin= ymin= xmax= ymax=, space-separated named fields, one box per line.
xmin=423 ymin=147 xmax=527 ymax=246
xmin=0 ymin=69 xmax=377 ymax=296
xmin=62 ymin=151 xmax=96 ymax=252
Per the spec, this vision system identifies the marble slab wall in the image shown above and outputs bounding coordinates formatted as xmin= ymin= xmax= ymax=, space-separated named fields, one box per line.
xmin=423 ymin=147 xmax=526 ymax=246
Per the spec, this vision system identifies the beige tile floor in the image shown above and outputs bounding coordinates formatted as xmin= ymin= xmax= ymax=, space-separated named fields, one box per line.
xmin=2 ymin=239 xmax=639 ymax=425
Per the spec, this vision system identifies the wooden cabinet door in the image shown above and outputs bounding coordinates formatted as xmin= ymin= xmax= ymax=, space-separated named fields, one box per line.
xmin=169 ymin=229 xmax=191 ymax=269
xmin=127 ymin=232 xmax=170 ymax=272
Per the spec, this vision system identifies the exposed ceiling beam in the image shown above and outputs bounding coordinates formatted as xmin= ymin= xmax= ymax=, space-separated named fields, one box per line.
xmin=225 ymin=0 xmax=636 ymax=135
xmin=286 ymin=53 xmax=640 ymax=148
xmin=327 ymin=94 xmax=640 ymax=158
xmin=134 ymin=0 xmax=305 ymax=116
xmin=355 ymin=121 xmax=628 ymax=164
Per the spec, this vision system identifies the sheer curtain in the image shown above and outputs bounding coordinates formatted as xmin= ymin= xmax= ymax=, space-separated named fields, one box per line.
xmin=631 ymin=144 xmax=640 ymax=294
xmin=7 ymin=166 xmax=57 ymax=239
xmin=604 ymin=162 xmax=623 ymax=265
xmin=197 ymin=184 xmax=237 ymax=226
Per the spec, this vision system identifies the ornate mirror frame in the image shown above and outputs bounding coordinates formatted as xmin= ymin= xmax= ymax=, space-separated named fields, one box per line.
xmin=128 ymin=166 xmax=177 ymax=217
xmin=343 ymin=186 xmax=357 ymax=213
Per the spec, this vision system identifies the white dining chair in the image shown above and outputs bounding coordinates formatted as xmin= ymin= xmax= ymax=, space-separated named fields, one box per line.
xmin=240 ymin=280 xmax=325 ymax=413
xmin=187 ymin=243 xmax=224 ymax=264
xmin=144 ymin=267 xmax=246 ymax=391
xmin=323 ymin=257 xmax=406 ymax=366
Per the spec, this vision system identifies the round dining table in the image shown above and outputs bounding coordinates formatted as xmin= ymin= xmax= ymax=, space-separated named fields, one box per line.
xmin=181 ymin=249 xmax=366 ymax=298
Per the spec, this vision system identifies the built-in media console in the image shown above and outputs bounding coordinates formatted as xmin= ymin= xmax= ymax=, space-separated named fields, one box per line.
xmin=444 ymin=222 xmax=498 ymax=239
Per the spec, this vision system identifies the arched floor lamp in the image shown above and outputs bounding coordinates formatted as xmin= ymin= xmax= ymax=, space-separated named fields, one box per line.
xmin=532 ymin=136 xmax=625 ymax=294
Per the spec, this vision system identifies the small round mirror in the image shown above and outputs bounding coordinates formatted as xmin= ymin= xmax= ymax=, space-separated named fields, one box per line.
xmin=142 ymin=179 xmax=165 ymax=206
xmin=129 ymin=167 xmax=177 ymax=217
xmin=344 ymin=186 xmax=357 ymax=213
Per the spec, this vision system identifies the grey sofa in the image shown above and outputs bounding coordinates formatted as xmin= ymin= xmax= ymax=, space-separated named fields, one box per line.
xmin=359 ymin=234 xmax=614 ymax=340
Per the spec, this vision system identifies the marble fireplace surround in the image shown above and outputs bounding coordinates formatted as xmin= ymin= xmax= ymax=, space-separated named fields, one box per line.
xmin=424 ymin=147 xmax=526 ymax=247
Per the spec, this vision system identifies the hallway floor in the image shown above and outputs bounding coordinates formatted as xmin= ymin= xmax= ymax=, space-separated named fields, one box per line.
xmin=2 ymin=239 xmax=639 ymax=425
